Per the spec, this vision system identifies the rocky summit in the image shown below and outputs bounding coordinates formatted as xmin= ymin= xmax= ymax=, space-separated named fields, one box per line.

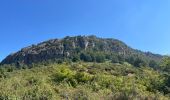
xmin=1 ymin=35 xmax=162 ymax=65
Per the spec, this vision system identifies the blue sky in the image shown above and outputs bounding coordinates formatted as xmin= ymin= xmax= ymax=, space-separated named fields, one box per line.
xmin=0 ymin=0 xmax=170 ymax=61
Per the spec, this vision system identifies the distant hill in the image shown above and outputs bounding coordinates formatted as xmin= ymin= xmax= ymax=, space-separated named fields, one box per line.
xmin=1 ymin=35 xmax=162 ymax=65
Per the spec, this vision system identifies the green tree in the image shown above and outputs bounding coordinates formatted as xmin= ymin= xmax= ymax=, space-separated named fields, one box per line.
xmin=160 ymin=56 xmax=170 ymax=71
xmin=111 ymin=55 xmax=119 ymax=63
xmin=80 ymin=53 xmax=92 ymax=62
xmin=95 ymin=54 xmax=105 ymax=63
xmin=125 ymin=56 xmax=135 ymax=65
xmin=72 ymin=55 xmax=80 ymax=62
xmin=149 ymin=60 xmax=158 ymax=68
xmin=134 ymin=58 xmax=147 ymax=67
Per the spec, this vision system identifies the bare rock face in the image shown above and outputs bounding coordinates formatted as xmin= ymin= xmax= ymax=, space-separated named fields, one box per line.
xmin=1 ymin=35 xmax=162 ymax=65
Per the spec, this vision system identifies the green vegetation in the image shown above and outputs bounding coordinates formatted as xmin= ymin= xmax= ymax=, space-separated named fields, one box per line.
xmin=0 ymin=36 xmax=169 ymax=99
xmin=1 ymin=36 xmax=162 ymax=66
xmin=0 ymin=57 xmax=170 ymax=100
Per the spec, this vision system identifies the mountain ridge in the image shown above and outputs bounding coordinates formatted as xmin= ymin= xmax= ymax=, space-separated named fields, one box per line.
xmin=1 ymin=35 xmax=162 ymax=65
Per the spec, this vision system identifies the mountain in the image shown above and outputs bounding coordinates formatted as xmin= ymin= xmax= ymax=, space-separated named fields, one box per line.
xmin=1 ymin=35 xmax=170 ymax=99
xmin=1 ymin=35 xmax=162 ymax=65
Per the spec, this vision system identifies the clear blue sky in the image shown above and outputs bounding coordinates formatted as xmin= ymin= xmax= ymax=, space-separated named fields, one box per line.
xmin=0 ymin=0 xmax=170 ymax=61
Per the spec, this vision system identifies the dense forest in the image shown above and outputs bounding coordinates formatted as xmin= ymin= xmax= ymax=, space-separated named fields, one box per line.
xmin=0 ymin=36 xmax=170 ymax=100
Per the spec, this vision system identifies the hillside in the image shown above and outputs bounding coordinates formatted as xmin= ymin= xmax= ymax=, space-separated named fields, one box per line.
xmin=1 ymin=36 xmax=162 ymax=66
xmin=0 ymin=62 xmax=170 ymax=99
xmin=0 ymin=36 xmax=170 ymax=99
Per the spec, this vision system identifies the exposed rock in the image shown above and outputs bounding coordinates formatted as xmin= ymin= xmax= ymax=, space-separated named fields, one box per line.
xmin=1 ymin=35 xmax=162 ymax=65
xmin=84 ymin=41 xmax=89 ymax=50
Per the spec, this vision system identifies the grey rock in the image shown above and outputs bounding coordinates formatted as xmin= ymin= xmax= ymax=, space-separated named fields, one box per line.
xmin=1 ymin=35 xmax=162 ymax=65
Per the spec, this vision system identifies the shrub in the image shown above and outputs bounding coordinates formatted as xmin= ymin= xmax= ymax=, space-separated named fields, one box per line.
xmin=80 ymin=53 xmax=92 ymax=62
xmin=95 ymin=54 xmax=105 ymax=63
xmin=75 ymin=72 xmax=93 ymax=83
xmin=53 ymin=67 xmax=77 ymax=87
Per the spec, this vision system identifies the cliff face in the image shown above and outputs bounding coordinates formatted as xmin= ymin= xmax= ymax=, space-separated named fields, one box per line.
xmin=1 ymin=35 xmax=162 ymax=65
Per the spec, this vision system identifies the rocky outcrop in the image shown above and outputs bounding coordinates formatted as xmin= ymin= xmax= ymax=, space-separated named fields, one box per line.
xmin=1 ymin=35 xmax=162 ymax=65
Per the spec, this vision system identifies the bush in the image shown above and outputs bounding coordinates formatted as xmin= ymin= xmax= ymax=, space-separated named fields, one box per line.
xmin=80 ymin=53 xmax=92 ymax=62
xmin=95 ymin=54 xmax=105 ymax=63
xmin=149 ymin=60 xmax=158 ymax=68
xmin=134 ymin=58 xmax=147 ymax=67
xmin=53 ymin=67 xmax=77 ymax=87
xmin=72 ymin=55 xmax=80 ymax=62
xmin=0 ymin=62 xmax=170 ymax=99
xmin=75 ymin=72 xmax=93 ymax=83
xmin=111 ymin=56 xmax=119 ymax=63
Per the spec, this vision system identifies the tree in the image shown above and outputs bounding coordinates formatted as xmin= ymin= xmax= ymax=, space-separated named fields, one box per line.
xmin=134 ymin=58 xmax=147 ymax=67
xmin=160 ymin=56 xmax=170 ymax=71
xmin=111 ymin=55 xmax=119 ymax=63
xmin=72 ymin=55 xmax=80 ymax=62
xmin=126 ymin=56 xmax=135 ymax=65
xmin=95 ymin=54 xmax=105 ymax=63
xmin=149 ymin=60 xmax=158 ymax=68
xmin=118 ymin=55 xmax=125 ymax=64
xmin=80 ymin=53 xmax=92 ymax=62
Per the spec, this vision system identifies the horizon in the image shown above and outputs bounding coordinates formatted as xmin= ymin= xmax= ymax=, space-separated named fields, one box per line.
xmin=0 ymin=34 xmax=167 ymax=62
xmin=1 ymin=0 xmax=170 ymax=61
